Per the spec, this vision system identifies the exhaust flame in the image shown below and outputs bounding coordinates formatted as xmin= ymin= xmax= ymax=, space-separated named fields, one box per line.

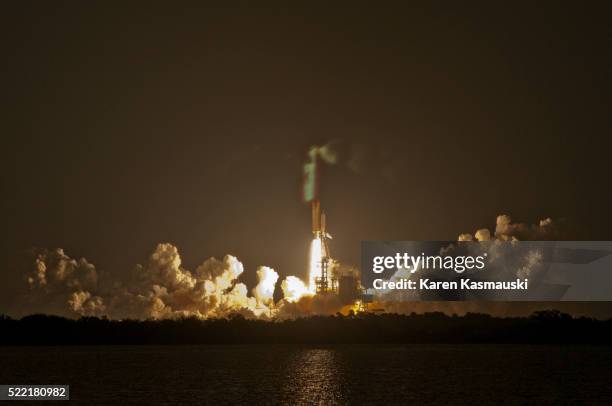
xmin=281 ymin=276 xmax=310 ymax=303
xmin=309 ymin=236 xmax=323 ymax=293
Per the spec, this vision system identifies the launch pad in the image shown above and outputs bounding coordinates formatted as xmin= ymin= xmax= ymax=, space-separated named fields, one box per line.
xmin=314 ymin=260 xmax=337 ymax=294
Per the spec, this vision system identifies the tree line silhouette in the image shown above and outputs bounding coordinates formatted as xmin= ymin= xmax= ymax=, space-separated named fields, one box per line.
xmin=1 ymin=310 xmax=610 ymax=345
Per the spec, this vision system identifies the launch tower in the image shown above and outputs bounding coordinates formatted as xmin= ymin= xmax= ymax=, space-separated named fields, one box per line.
xmin=311 ymin=199 xmax=337 ymax=293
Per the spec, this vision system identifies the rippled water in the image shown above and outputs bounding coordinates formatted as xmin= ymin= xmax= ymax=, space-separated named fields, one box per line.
xmin=1 ymin=345 xmax=611 ymax=405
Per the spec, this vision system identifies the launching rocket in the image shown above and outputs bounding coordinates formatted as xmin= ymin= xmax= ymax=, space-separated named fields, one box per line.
xmin=312 ymin=199 xmax=331 ymax=255
xmin=310 ymin=198 xmax=333 ymax=293
xmin=304 ymin=146 xmax=335 ymax=293
xmin=311 ymin=199 xmax=322 ymax=233
xmin=312 ymin=199 xmax=331 ymax=240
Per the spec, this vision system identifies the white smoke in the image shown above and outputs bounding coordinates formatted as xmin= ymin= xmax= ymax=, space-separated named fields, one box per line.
xmin=252 ymin=266 xmax=279 ymax=306
xmin=68 ymin=291 xmax=106 ymax=317
xmin=8 ymin=243 xmax=313 ymax=320
xmin=457 ymin=214 xmax=556 ymax=280
xmin=280 ymin=276 xmax=309 ymax=303
xmin=378 ymin=215 xmax=559 ymax=302
xmin=7 ymin=214 xmax=564 ymax=319
xmin=463 ymin=214 xmax=557 ymax=241
xmin=107 ymin=244 xmax=282 ymax=319
xmin=13 ymin=248 xmax=105 ymax=318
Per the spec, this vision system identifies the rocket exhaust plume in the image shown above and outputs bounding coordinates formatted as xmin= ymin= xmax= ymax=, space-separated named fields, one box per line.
xmin=303 ymin=145 xmax=336 ymax=294
xmin=308 ymin=200 xmax=333 ymax=293
xmin=309 ymin=236 xmax=323 ymax=293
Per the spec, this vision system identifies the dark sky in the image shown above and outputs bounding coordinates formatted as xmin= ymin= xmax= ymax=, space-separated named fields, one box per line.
xmin=2 ymin=1 xmax=611 ymax=286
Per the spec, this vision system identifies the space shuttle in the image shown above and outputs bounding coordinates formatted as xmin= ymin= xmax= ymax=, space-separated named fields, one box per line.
xmin=312 ymin=199 xmax=331 ymax=254
xmin=304 ymin=148 xmax=336 ymax=293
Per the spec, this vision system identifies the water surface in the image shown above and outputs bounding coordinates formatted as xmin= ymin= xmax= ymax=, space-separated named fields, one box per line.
xmin=1 ymin=345 xmax=610 ymax=404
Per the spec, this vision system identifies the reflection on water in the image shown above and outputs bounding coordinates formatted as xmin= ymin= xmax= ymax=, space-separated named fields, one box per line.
xmin=1 ymin=345 xmax=611 ymax=405
xmin=282 ymin=349 xmax=345 ymax=405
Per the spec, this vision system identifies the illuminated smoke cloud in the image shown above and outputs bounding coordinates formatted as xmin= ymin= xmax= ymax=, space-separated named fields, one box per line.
xmin=11 ymin=248 xmax=104 ymax=318
xmin=516 ymin=250 xmax=544 ymax=279
xmin=459 ymin=215 xmax=557 ymax=280
xmin=107 ymin=243 xmax=270 ymax=319
xmin=6 ymin=214 xmax=566 ymax=320
xmin=252 ymin=266 xmax=279 ymax=306
xmin=379 ymin=215 xmax=560 ymax=304
xmin=458 ymin=215 xmax=558 ymax=281
xmin=459 ymin=214 xmax=557 ymax=242
xmin=280 ymin=276 xmax=309 ymax=303
xmin=68 ymin=291 xmax=106 ymax=317
xmin=276 ymin=293 xmax=345 ymax=319
xmin=8 ymin=243 xmax=312 ymax=320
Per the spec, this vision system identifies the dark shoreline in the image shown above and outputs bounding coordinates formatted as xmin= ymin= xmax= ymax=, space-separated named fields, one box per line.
xmin=2 ymin=310 xmax=611 ymax=346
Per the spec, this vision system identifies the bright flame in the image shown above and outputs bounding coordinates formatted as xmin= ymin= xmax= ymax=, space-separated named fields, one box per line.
xmin=309 ymin=236 xmax=323 ymax=293
xmin=252 ymin=266 xmax=279 ymax=306
xmin=281 ymin=276 xmax=310 ymax=303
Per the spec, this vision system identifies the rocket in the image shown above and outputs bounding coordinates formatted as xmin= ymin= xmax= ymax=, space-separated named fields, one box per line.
xmin=304 ymin=148 xmax=336 ymax=293
xmin=311 ymin=199 xmax=322 ymax=234
xmin=312 ymin=199 xmax=332 ymax=255
xmin=311 ymin=199 xmax=331 ymax=237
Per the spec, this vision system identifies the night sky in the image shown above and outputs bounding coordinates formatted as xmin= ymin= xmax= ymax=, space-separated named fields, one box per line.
xmin=3 ymin=1 xmax=612 ymax=288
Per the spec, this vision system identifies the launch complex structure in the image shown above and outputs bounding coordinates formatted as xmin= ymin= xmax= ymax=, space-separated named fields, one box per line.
xmin=308 ymin=196 xmax=367 ymax=309
xmin=303 ymin=145 xmax=337 ymax=294
xmin=310 ymin=199 xmax=336 ymax=294
xmin=303 ymin=146 xmax=364 ymax=306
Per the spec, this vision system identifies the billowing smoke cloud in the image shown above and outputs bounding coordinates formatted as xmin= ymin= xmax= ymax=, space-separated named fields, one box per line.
xmin=276 ymin=293 xmax=346 ymax=319
xmin=252 ymin=266 xmax=279 ymax=306
xmin=458 ymin=214 xmax=557 ymax=241
xmin=106 ymin=244 xmax=269 ymax=319
xmin=378 ymin=215 xmax=564 ymax=303
xmin=14 ymin=248 xmax=106 ymax=318
xmin=367 ymin=214 xmax=612 ymax=317
xmin=456 ymin=215 xmax=563 ymax=286
xmin=7 ymin=243 xmax=306 ymax=320
xmin=6 ymin=214 xmax=587 ymax=320
xmin=280 ymin=276 xmax=309 ymax=303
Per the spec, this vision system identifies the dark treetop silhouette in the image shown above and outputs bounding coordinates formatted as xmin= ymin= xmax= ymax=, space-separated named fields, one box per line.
xmin=1 ymin=310 xmax=611 ymax=345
